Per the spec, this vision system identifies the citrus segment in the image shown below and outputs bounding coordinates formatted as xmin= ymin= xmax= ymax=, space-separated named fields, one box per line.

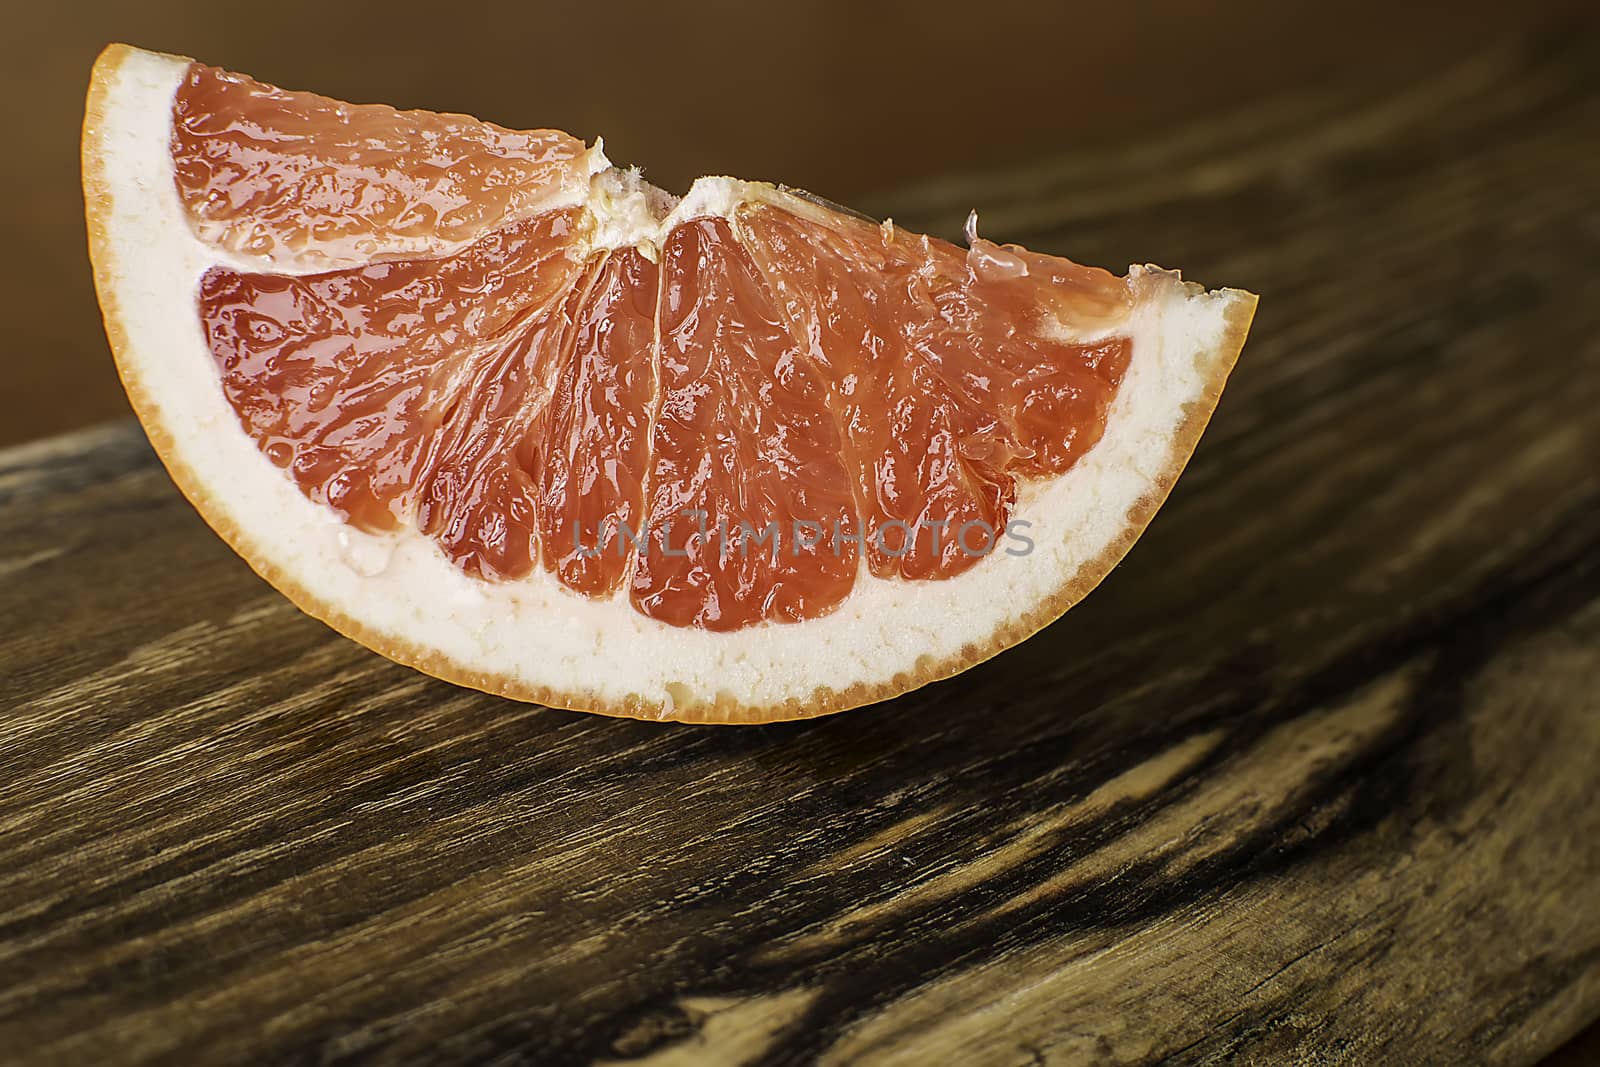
xmin=172 ymin=63 xmax=594 ymax=271
xmin=532 ymin=248 xmax=658 ymax=597
xmin=413 ymin=257 xmax=598 ymax=580
xmin=198 ymin=210 xmax=584 ymax=535
xmin=634 ymin=217 xmax=860 ymax=630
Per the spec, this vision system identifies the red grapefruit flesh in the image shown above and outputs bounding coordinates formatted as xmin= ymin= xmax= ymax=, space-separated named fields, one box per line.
xmin=172 ymin=63 xmax=592 ymax=269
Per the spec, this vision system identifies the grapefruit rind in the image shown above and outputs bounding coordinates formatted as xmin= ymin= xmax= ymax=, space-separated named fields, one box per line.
xmin=84 ymin=44 xmax=1257 ymax=723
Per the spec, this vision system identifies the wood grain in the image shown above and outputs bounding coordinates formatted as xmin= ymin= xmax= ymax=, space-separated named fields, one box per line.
xmin=3 ymin=22 xmax=1600 ymax=1067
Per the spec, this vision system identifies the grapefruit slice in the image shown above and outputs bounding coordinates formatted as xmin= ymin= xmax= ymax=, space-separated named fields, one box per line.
xmin=82 ymin=44 xmax=1257 ymax=723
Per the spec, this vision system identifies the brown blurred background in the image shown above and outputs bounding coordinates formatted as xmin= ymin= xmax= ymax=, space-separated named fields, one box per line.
xmin=4 ymin=0 xmax=1563 ymax=449
xmin=6 ymin=0 xmax=1598 ymax=1060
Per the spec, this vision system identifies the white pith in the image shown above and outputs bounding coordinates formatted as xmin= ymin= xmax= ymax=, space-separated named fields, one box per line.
xmin=89 ymin=47 xmax=1250 ymax=717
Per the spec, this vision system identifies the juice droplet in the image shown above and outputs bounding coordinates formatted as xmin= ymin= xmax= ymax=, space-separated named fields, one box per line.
xmin=337 ymin=528 xmax=395 ymax=577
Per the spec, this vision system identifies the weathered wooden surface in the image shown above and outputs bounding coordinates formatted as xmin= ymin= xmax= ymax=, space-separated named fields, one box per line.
xmin=3 ymin=26 xmax=1599 ymax=1067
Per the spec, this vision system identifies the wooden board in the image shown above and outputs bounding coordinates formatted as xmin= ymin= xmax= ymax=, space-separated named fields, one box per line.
xmin=3 ymin=26 xmax=1599 ymax=1067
